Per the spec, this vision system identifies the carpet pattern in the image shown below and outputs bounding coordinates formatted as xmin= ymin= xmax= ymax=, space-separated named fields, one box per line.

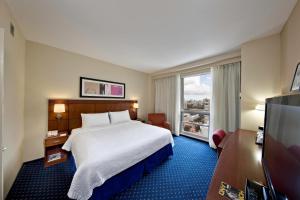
xmin=7 ymin=136 xmax=217 ymax=200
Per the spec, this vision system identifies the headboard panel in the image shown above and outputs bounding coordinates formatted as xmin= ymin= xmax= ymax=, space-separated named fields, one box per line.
xmin=48 ymin=99 xmax=138 ymax=133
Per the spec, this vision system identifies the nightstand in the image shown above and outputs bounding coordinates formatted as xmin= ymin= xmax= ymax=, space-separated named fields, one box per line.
xmin=44 ymin=132 xmax=69 ymax=167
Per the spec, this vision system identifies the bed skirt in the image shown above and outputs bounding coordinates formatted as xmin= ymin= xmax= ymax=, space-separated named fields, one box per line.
xmin=69 ymin=143 xmax=173 ymax=200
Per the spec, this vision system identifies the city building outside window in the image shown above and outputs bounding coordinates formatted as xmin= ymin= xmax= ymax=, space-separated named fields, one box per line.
xmin=181 ymin=72 xmax=211 ymax=141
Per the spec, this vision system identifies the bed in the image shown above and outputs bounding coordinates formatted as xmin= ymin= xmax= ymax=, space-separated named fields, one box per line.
xmin=48 ymin=99 xmax=174 ymax=200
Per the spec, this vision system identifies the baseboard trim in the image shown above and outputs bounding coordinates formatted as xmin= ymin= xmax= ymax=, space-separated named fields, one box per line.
xmin=180 ymin=132 xmax=209 ymax=143
xmin=23 ymin=157 xmax=44 ymax=164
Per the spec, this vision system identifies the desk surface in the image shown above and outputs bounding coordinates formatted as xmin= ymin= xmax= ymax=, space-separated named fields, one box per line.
xmin=206 ymin=129 xmax=266 ymax=200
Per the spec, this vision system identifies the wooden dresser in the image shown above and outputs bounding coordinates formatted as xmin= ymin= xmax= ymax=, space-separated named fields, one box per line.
xmin=206 ymin=129 xmax=266 ymax=200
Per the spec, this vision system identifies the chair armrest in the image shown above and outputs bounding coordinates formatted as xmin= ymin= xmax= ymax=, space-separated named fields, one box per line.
xmin=147 ymin=120 xmax=153 ymax=125
xmin=212 ymin=129 xmax=227 ymax=147
xmin=164 ymin=121 xmax=170 ymax=126
xmin=163 ymin=121 xmax=171 ymax=131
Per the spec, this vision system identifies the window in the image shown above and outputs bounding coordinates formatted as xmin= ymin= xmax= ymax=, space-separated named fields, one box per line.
xmin=181 ymin=72 xmax=211 ymax=141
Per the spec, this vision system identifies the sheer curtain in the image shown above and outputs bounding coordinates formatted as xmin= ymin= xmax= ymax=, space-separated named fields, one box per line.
xmin=209 ymin=62 xmax=241 ymax=148
xmin=154 ymin=75 xmax=180 ymax=135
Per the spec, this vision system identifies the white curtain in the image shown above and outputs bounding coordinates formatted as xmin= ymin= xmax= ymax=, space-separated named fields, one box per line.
xmin=209 ymin=62 xmax=241 ymax=148
xmin=154 ymin=75 xmax=181 ymax=135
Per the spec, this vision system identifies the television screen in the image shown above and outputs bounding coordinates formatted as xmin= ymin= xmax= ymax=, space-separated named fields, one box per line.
xmin=263 ymin=94 xmax=300 ymax=200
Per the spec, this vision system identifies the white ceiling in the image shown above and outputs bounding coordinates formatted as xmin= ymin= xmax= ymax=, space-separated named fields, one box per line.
xmin=6 ymin=0 xmax=297 ymax=73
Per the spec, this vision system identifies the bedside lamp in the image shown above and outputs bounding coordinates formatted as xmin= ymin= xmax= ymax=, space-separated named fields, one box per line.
xmin=133 ymin=102 xmax=139 ymax=120
xmin=54 ymin=104 xmax=65 ymax=119
xmin=133 ymin=103 xmax=139 ymax=109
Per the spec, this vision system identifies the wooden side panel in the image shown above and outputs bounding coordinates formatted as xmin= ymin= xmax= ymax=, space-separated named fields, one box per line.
xmin=48 ymin=120 xmax=69 ymax=132
xmin=69 ymin=104 xmax=95 ymax=119
xmin=48 ymin=99 xmax=138 ymax=133
xmin=48 ymin=100 xmax=69 ymax=132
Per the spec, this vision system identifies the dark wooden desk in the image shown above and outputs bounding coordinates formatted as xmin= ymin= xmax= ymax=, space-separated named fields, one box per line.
xmin=206 ymin=129 xmax=266 ymax=200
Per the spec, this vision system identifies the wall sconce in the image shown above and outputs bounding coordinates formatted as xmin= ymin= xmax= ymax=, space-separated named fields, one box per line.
xmin=133 ymin=103 xmax=139 ymax=109
xmin=255 ymin=104 xmax=265 ymax=112
xmin=54 ymin=104 xmax=65 ymax=119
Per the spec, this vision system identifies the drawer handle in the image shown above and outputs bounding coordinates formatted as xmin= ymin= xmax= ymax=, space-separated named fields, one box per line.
xmin=52 ymin=140 xmax=61 ymax=144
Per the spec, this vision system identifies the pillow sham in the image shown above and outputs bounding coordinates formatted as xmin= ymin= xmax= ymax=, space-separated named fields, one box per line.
xmin=109 ymin=110 xmax=131 ymax=124
xmin=81 ymin=113 xmax=110 ymax=128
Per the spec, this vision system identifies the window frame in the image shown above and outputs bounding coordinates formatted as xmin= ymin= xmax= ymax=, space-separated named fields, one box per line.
xmin=180 ymin=70 xmax=212 ymax=141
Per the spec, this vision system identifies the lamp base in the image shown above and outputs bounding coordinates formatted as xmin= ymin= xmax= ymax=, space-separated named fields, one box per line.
xmin=56 ymin=113 xmax=62 ymax=119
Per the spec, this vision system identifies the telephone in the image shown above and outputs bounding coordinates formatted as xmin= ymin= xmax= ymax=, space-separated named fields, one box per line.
xmin=47 ymin=130 xmax=58 ymax=137
xmin=256 ymin=126 xmax=264 ymax=145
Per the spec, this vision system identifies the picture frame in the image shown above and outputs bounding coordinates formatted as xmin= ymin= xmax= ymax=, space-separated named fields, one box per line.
xmin=80 ymin=77 xmax=125 ymax=98
xmin=291 ymin=63 xmax=300 ymax=92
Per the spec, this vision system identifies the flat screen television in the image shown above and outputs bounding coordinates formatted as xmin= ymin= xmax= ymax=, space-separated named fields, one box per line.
xmin=263 ymin=93 xmax=300 ymax=200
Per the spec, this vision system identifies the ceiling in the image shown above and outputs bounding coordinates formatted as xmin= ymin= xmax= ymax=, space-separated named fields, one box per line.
xmin=6 ymin=0 xmax=297 ymax=73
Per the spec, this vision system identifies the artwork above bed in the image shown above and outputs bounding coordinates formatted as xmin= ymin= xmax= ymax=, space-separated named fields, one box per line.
xmin=80 ymin=77 xmax=125 ymax=98
xmin=48 ymin=99 xmax=137 ymax=133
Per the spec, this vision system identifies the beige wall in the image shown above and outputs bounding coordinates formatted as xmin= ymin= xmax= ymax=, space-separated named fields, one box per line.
xmin=281 ymin=1 xmax=300 ymax=93
xmin=240 ymin=34 xmax=281 ymax=131
xmin=150 ymin=37 xmax=280 ymax=133
xmin=24 ymin=41 xmax=150 ymax=161
xmin=0 ymin=0 xmax=26 ymax=197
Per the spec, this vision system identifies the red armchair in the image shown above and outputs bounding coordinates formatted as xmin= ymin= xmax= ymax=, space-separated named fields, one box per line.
xmin=147 ymin=113 xmax=171 ymax=131
xmin=213 ymin=129 xmax=227 ymax=157
xmin=213 ymin=129 xmax=227 ymax=147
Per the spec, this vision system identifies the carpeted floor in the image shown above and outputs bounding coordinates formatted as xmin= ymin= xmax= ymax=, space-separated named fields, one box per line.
xmin=6 ymin=136 xmax=217 ymax=200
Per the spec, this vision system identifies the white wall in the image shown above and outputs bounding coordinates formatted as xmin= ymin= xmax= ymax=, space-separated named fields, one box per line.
xmin=24 ymin=41 xmax=150 ymax=162
xmin=0 ymin=0 xmax=26 ymax=197
xmin=0 ymin=28 xmax=3 ymax=200
xmin=241 ymin=34 xmax=281 ymax=131
xmin=281 ymin=0 xmax=300 ymax=93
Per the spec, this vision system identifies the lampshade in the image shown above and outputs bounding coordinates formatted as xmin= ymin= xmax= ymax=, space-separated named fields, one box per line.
xmin=255 ymin=104 xmax=265 ymax=111
xmin=133 ymin=103 xmax=139 ymax=109
xmin=54 ymin=104 xmax=65 ymax=113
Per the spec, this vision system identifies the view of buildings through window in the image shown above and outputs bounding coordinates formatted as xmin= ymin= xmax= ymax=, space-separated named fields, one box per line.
xmin=181 ymin=73 xmax=211 ymax=140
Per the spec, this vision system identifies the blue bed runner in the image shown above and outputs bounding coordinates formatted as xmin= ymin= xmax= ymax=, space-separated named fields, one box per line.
xmin=69 ymin=143 xmax=173 ymax=200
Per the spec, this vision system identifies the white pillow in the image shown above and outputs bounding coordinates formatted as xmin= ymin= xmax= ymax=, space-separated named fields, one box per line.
xmin=109 ymin=110 xmax=131 ymax=124
xmin=81 ymin=113 xmax=110 ymax=128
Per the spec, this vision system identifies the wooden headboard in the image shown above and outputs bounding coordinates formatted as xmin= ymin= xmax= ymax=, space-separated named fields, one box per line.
xmin=48 ymin=99 xmax=138 ymax=133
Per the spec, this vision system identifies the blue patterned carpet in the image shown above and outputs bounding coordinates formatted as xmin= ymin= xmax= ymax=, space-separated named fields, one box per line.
xmin=7 ymin=136 xmax=217 ymax=200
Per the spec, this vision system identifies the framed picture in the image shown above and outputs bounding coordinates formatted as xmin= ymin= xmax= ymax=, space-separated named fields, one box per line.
xmin=291 ymin=63 xmax=300 ymax=92
xmin=80 ymin=77 xmax=125 ymax=98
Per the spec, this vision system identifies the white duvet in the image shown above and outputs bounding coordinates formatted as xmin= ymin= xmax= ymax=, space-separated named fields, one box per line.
xmin=62 ymin=121 xmax=174 ymax=200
